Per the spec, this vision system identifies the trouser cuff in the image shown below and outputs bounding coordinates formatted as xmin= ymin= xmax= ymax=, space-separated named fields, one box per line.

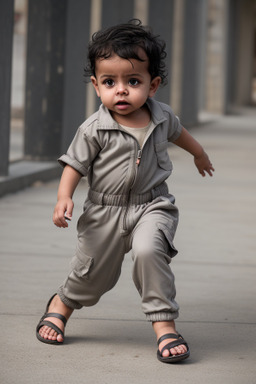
xmin=146 ymin=311 xmax=179 ymax=322
xmin=58 ymin=286 xmax=83 ymax=310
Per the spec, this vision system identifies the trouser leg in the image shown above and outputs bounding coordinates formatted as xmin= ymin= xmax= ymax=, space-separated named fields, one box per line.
xmin=58 ymin=203 xmax=126 ymax=309
xmin=131 ymin=207 xmax=179 ymax=321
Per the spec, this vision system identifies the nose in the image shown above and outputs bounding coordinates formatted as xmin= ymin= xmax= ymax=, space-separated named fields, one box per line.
xmin=116 ymin=83 xmax=128 ymax=95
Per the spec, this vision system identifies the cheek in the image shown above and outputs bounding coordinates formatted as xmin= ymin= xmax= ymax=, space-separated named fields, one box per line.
xmin=98 ymin=91 xmax=113 ymax=106
xmin=132 ymin=88 xmax=149 ymax=101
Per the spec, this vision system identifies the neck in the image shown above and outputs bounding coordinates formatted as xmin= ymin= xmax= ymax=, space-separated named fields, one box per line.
xmin=111 ymin=105 xmax=151 ymax=128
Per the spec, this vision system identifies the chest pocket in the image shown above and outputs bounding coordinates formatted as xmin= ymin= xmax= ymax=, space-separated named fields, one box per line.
xmin=154 ymin=141 xmax=173 ymax=171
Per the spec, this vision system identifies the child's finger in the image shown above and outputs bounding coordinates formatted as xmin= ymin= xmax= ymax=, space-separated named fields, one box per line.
xmin=54 ymin=216 xmax=68 ymax=228
xmin=65 ymin=202 xmax=74 ymax=219
xmin=53 ymin=208 xmax=68 ymax=227
xmin=207 ymin=165 xmax=215 ymax=176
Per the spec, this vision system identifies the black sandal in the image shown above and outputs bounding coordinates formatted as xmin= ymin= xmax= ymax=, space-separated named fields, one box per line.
xmin=157 ymin=333 xmax=190 ymax=363
xmin=36 ymin=294 xmax=67 ymax=345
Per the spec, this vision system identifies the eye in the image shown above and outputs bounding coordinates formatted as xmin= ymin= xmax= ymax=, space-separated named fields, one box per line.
xmin=103 ymin=79 xmax=115 ymax=87
xmin=129 ymin=78 xmax=139 ymax=86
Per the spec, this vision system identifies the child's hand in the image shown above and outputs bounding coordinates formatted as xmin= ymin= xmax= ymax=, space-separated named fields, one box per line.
xmin=194 ymin=151 xmax=215 ymax=177
xmin=53 ymin=197 xmax=74 ymax=228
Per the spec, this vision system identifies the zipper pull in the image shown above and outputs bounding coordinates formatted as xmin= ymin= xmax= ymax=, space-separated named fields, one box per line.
xmin=136 ymin=149 xmax=142 ymax=165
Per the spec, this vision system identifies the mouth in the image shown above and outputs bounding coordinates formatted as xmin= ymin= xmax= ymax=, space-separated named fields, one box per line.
xmin=116 ymin=101 xmax=129 ymax=106
xmin=115 ymin=101 xmax=130 ymax=110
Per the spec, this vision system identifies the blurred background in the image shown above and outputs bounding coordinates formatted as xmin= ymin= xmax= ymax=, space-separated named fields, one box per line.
xmin=1 ymin=0 xmax=256 ymax=192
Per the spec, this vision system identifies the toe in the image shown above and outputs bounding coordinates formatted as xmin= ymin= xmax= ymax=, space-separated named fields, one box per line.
xmin=170 ymin=347 xmax=178 ymax=356
xmin=57 ymin=333 xmax=64 ymax=343
xmin=179 ymin=344 xmax=187 ymax=354
xmin=162 ymin=348 xmax=170 ymax=357
xmin=39 ymin=325 xmax=45 ymax=337
xmin=48 ymin=328 xmax=57 ymax=340
xmin=40 ymin=325 xmax=49 ymax=338
xmin=39 ymin=325 xmax=57 ymax=340
xmin=170 ymin=344 xmax=187 ymax=356
xmin=43 ymin=326 xmax=52 ymax=339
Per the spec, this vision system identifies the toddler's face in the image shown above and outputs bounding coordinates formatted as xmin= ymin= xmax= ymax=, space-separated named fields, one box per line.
xmin=91 ymin=50 xmax=160 ymax=125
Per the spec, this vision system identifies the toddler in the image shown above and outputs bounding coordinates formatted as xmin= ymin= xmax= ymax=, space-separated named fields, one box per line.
xmin=36 ymin=19 xmax=214 ymax=363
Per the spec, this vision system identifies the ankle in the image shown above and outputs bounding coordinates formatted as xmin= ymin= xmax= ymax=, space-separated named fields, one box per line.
xmin=152 ymin=320 xmax=177 ymax=340
xmin=49 ymin=294 xmax=74 ymax=320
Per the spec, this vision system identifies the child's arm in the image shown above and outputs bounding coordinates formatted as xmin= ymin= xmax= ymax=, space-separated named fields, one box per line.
xmin=173 ymin=127 xmax=214 ymax=177
xmin=53 ymin=165 xmax=82 ymax=228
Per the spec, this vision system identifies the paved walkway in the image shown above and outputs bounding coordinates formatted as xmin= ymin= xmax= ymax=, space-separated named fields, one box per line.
xmin=0 ymin=109 xmax=256 ymax=384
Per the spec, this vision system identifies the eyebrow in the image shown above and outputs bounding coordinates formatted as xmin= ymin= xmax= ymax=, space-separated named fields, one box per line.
xmin=99 ymin=73 xmax=144 ymax=80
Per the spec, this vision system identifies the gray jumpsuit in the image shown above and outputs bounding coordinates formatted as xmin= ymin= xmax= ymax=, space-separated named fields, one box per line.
xmin=57 ymin=98 xmax=182 ymax=322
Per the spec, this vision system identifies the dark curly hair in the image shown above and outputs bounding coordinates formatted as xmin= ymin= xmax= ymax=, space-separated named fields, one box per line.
xmin=84 ymin=19 xmax=167 ymax=86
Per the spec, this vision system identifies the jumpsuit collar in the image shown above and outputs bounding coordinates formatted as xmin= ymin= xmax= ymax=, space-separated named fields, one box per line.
xmin=96 ymin=98 xmax=168 ymax=131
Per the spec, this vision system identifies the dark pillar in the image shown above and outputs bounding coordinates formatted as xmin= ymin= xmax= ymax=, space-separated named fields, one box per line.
xmin=148 ymin=0 xmax=175 ymax=104
xmin=61 ymin=0 xmax=91 ymax=152
xmin=180 ymin=0 xmax=204 ymax=126
xmin=226 ymin=0 xmax=237 ymax=111
xmin=24 ymin=0 xmax=67 ymax=160
xmin=0 ymin=0 xmax=14 ymax=175
xmin=227 ymin=0 xmax=255 ymax=108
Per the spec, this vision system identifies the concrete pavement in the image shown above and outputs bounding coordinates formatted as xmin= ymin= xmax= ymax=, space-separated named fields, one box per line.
xmin=0 ymin=108 xmax=256 ymax=383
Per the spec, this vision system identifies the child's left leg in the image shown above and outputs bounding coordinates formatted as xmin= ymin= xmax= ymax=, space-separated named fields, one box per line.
xmin=152 ymin=320 xmax=188 ymax=358
xmin=131 ymin=204 xmax=189 ymax=362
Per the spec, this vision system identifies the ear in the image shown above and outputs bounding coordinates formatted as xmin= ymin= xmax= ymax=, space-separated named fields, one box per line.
xmin=91 ymin=76 xmax=101 ymax=97
xmin=148 ymin=76 xmax=161 ymax=97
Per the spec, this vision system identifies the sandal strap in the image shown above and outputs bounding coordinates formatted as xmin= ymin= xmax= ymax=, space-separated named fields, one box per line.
xmin=38 ymin=312 xmax=67 ymax=327
xmin=160 ymin=339 xmax=188 ymax=355
xmin=40 ymin=312 xmax=67 ymax=326
xmin=36 ymin=320 xmax=64 ymax=337
xmin=42 ymin=294 xmax=67 ymax=326
xmin=157 ymin=333 xmax=182 ymax=345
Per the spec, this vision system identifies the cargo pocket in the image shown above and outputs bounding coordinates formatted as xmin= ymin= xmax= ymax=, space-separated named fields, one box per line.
xmin=70 ymin=248 xmax=94 ymax=279
xmin=157 ymin=223 xmax=178 ymax=261
xmin=155 ymin=141 xmax=173 ymax=171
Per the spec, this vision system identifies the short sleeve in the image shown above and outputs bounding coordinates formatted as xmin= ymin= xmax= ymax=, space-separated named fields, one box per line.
xmin=167 ymin=112 xmax=183 ymax=142
xmin=58 ymin=124 xmax=101 ymax=176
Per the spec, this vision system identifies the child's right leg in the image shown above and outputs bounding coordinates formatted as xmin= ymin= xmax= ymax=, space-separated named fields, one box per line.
xmin=37 ymin=202 xmax=128 ymax=344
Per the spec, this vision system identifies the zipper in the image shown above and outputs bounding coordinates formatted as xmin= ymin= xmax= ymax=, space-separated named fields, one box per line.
xmin=122 ymin=144 xmax=141 ymax=232
xmin=136 ymin=149 xmax=142 ymax=165
xmin=130 ymin=146 xmax=141 ymax=189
